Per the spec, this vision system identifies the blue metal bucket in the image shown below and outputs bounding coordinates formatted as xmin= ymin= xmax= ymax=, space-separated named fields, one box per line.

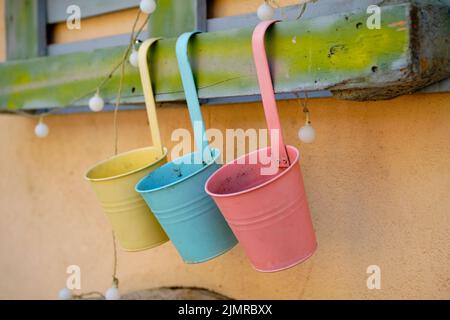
xmin=136 ymin=32 xmax=237 ymax=263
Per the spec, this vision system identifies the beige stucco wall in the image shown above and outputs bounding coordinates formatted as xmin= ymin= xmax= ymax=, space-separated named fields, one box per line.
xmin=0 ymin=0 xmax=449 ymax=300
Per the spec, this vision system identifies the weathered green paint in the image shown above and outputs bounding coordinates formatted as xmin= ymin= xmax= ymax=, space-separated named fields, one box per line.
xmin=0 ymin=3 xmax=447 ymax=110
xmin=5 ymin=0 xmax=47 ymax=60
xmin=148 ymin=0 xmax=206 ymax=37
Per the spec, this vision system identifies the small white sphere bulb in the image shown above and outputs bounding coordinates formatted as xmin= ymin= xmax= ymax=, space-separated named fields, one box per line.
xmin=298 ymin=124 xmax=316 ymax=144
xmin=257 ymin=2 xmax=275 ymax=21
xmin=105 ymin=287 xmax=121 ymax=300
xmin=35 ymin=119 xmax=49 ymax=138
xmin=129 ymin=48 xmax=139 ymax=68
xmin=140 ymin=0 xmax=157 ymax=15
xmin=58 ymin=288 xmax=73 ymax=300
xmin=89 ymin=92 xmax=105 ymax=112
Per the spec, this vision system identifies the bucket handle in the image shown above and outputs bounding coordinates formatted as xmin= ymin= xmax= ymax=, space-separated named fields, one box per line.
xmin=176 ymin=32 xmax=214 ymax=164
xmin=138 ymin=37 xmax=164 ymax=158
xmin=252 ymin=21 xmax=291 ymax=168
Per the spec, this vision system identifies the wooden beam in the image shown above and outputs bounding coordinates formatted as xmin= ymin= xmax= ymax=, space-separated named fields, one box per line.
xmin=334 ymin=0 xmax=450 ymax=100
xmin=0 ymin=1 xmax=449 ymax=111
xmin=5 ymin=0 xmax=47 ymax=60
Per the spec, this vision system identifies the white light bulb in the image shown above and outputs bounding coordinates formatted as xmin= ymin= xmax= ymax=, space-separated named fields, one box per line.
xmin=58 ymin=288 xmax=73 ymax=300
xmin=257 ymin=2 xmax=275 ymax=21
xmin=89 ymin=93 xmax=105 ymax=112
xmin=129 ymin=49 xmax=139 ymax=68
xmin=35 ymin=120 xmax=49 ymax=138
xmin=105 ymin=287 xmax=121 ymax=300
xmin=298 ymin=124 xmax=316 ymax=143
xmin=140 ymin=0 xmax=157 ymax=14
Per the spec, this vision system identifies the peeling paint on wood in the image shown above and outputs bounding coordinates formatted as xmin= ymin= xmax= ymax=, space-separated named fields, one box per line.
xmin=333 ymin=0 xmax=450 ymax=100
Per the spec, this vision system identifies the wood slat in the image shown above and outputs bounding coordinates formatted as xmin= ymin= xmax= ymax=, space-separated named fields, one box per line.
xmin=208 ymin=0 xmax=384 ymax=31
xmin=47 ymin=0 xmax=207 ymax=56
xmin=48 ymin=33 xmax=132 ymax=56
xmin=46 ymin=0 xmax=141 ymax=24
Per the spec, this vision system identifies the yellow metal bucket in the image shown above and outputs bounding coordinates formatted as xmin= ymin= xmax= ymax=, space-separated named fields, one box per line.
xmin=85 ymin=38 xmax=169 ymax=251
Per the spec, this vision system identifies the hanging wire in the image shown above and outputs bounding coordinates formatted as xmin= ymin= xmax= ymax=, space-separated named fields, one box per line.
xmin=296 ymin=0 xmax=319 ymax=20
xmin=296 ymin=3 xmax=308 ymax=20
xmin=27 ymin=8 xmax=153 ymax=299
xmin=111 ymin=231 xmax=119 ymax=288
xmin=14 ymin=7 xmax=156 ymax=300
xmin=266 ymin=0 xmax=288 ymax=20
xmin=110 ymin=9 xmax=151 ymax=291
xmin=113 ymin=10 xmax=150 ymax=156
xmin=263 ymin=0 xmax=318 ymax=21
xmin=294 ymin=91 xmax=311 ymax=124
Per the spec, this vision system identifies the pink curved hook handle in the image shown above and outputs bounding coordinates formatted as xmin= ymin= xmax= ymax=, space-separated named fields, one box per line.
xmin=252 ymin=20 xmax=290 ymax=168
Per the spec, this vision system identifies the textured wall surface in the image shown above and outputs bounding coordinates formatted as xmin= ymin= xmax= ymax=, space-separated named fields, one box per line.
xmin=0 ymin=0 xmax=449 ymax=299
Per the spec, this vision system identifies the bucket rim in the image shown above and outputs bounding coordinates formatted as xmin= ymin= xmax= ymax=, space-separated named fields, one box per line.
xmin=205 ymin=145 xmax=300 ymax=199
xmin=120 ymin=238 xmax=169 ymax=252
xmin=84 ymin=146 xmax=168 ymax=182
xmin=252 ymin=242 xmax=317 ymax=273
xmin=136 ymin=148 xmax=221 ymax=194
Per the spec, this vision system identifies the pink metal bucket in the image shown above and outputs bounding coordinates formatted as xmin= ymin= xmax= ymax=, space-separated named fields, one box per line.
xmin=205 ymin=20 xmax=317 ymax=272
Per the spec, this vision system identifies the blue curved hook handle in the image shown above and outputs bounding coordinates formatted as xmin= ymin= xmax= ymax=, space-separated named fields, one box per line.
xmin=176 ymin=32 xmax=213 ymax=164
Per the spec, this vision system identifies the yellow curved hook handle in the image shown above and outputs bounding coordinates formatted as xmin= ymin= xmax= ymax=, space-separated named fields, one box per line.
xmin=138 ymin=38 xmax=164 ymax=158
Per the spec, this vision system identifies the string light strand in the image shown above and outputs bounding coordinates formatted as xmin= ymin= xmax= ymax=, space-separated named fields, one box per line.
xmin=55 ymin=3 xmax=155 ymax=300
